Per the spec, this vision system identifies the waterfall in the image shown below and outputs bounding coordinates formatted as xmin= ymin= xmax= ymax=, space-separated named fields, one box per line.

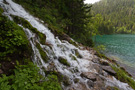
xmin=0 ymin=0 xmax=133 ymax=90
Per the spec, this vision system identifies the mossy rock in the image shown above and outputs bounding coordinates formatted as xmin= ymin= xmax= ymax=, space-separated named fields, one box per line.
xmin=75 ymin=49 xmax=83 ymax=58
xmin=58 ymin=57 xmax=70 ymax=67
xmin=36 ymin=42 xmax=48 ymax=62
xmin=69 ymin=40 xmax=78 ymax=47
xmin=74 ymin=78 xmax=79 ymax=83
xmin=69 ymin=54 xmax=77 ymax=61
xmin=106 ymin=86 xmax=119 ymax=90
xmin=63 ymin=76 xmax=71 ymax=86
xmin=12 ymin=16 xmax=46 ymax=45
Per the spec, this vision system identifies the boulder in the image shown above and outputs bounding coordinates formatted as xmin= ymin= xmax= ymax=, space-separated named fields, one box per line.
xmin=100 ymin=61 xmax=110 ymax=66
xmin=101 ymin=66 xmax=116 ymax=76
xmin=81 ymin=72 xmax=97 ymax=81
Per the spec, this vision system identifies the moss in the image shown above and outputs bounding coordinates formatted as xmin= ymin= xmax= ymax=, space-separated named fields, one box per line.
xmin=58 ymin=57 xmax=70 ymax=67
xmin=36 ymin=42 xmax=48 ymax=62
xmin=111 ymin=66 xmax=135 ymax=89
xmin=12 ymin=16 xmax=46 ymax=45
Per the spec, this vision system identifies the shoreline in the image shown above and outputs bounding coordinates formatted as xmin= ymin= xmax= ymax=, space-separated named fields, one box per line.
xmin=115 ymin=61 xmax=135 ymax=79
xmin=106 ymin=55 xmax=135 ymax=79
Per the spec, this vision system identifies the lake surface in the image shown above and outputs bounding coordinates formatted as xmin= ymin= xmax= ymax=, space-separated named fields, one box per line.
xmin=94 ymin=34 xmax=135 ymax=68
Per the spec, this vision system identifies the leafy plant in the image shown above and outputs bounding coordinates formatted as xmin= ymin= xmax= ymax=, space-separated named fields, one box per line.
xmin=0 ymin=11 xmax=31 ymax=61
xmin=0 ymin=63 xmax=62 ymax=90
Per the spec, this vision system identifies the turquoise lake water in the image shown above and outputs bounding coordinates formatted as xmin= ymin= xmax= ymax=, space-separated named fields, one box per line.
xmin=94 ymin=34 xmax=135 ymax=67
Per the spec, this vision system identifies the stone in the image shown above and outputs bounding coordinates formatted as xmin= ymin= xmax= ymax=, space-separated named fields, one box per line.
xmin=92 ymin=58 xmax=100 ymax=64
xmin=101 ymin=66 xmax=116 ymax=76
xmin=100 ymin=61 xmax=109 ymax=66
xmin=81 ymin=72 xmax=97 ymax=81
xmin=73 ymin=83 xmax=91 ymax=90
xmin=47 ymin=62 xmax=56 ymax=71
xmin=93 ymin=81 xmax=106 ymax=90
xmin=74 ymin=78 xmax=79 ymax=83
xmin=87 ymin=80 xmax=94 ymax=89
xmin=93 ymin=64 xmax=103 ymax=75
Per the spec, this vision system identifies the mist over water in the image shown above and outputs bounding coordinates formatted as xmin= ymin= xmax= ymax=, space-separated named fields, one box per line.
xmin=94 ymin=34 xmax=135 ymax=67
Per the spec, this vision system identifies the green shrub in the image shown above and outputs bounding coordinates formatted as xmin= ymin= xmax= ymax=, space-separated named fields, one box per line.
xmin=0 ymin=63 xmax=62 ymax=90
xmin=0 ymin=13 xmax=31 ymax=61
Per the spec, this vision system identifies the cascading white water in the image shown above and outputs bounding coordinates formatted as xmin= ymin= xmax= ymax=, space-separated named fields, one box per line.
xmin=0 ymin=0 xmax=134 ymax=90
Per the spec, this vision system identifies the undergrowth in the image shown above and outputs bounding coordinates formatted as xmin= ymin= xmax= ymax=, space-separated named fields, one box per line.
xmin=0 ymin=8 xmax=31 ymax=61
xmin=0 ymin=62 xmax=61 ymax=90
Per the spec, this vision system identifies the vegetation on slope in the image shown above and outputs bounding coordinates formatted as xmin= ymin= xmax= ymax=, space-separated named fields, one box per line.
xmin=0 ymin=7 xmax=61 ymax=90
xmin=0 ymin=8 xmax=31 ymax=63
xmin=0 ymin=63 xmax=61 ymax=90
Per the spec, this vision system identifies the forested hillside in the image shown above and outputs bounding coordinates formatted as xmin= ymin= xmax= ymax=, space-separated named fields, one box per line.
xmin=91 ymin=0 xmax=135 ymax=34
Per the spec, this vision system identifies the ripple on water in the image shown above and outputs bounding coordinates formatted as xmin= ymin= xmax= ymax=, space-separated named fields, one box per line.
xmin=94 ymin=34 xmax=135 ymax=68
